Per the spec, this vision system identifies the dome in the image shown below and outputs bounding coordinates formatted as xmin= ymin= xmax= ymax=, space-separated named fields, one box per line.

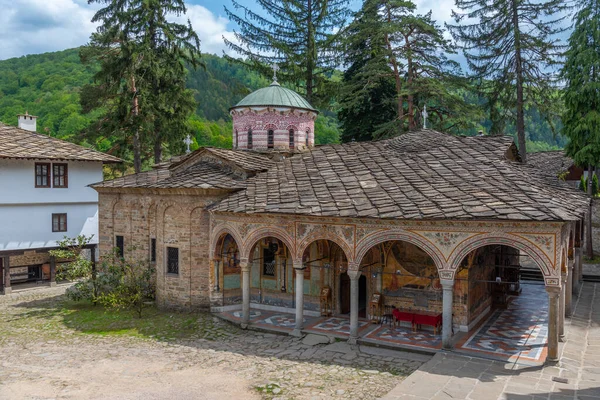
xmin=231 ymin=82 xmax=318 ymax=113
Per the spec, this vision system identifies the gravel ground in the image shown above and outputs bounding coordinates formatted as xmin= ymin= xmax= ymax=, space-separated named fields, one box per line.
xmin=0 ymin=286 xmax=428 ymax=400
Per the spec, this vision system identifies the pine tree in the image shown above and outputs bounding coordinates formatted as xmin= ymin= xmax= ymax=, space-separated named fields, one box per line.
xmin=81 ymin=0 xmax=202 ymax=171
xmin=562 ymin=0 xmax=600 ymax=256
xmin=224 ymin=0 xmax=349 ymax=106
xmin=448 ymin=0 xmax=571 ymax=162
xmin=338 ymin=0 xmax=479 ymax=140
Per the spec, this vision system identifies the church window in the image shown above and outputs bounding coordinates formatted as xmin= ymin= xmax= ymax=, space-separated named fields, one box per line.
xmin=115 ymin=235 xmax=124 ymax=258
xmin=306 ymin=129 xmax=310 ymax=146
xmin=268 ymin=129 xmax=274 ymax=148
xmin=289 ymin=129 xmax=294 ymax=149
xmin=247 ymin=129 xmax=252 ymax=149
xmin=150 ymin=238 xmax=156 ymax=263
xmin=262 ymin=243 xmax=277 ymax=277
xmin=167 ymin=247 xmax=179 ymax=275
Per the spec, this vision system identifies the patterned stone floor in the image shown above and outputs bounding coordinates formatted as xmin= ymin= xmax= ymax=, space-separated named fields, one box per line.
xmin=364 ymin=324 xmax=443 ymax=349
xmin=219 ymin=284 xmax=548 ymax=363
xmin=456 ymin=283 xmax=548 ymax=364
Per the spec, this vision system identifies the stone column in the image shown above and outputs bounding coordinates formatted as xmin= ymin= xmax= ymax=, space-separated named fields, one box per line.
xmin=2 ymin=256 xmax=11 ymax=295
xmin=546 ymin=286 xmax=561 ymax=363
xmin=441 ymin=278 xmax=454 ymax=349
xmin=292 ymin=261 xmax=304 ymax=337
xmin=240 ymin=259 xmax=250 ymax=329
xmin=573 ymin=247 xmax=582 ymax=295
xmin=566 ymin=261 xmax=573 ymax=317
xmin=559 ymin=274 xmax=566 ymax=341
xmin=348 ymin=269 xmax=361 ymax=345
xmin=49 ymin=255 xmax=57 ymax=287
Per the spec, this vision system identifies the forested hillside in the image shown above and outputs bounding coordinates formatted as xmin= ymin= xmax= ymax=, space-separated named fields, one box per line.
xmin=0 ymin=47 xmax=565 ymax=161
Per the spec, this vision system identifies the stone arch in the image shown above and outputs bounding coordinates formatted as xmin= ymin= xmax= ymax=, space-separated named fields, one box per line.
xmin=210 ymin=223 xmax=244 ymax=259
xmin=448 ymin=233 xmax=558 ymax=284
xmin=355 ymin=230 xmax=446 ymax=272
xmin=296 ymin=232 xmax=354 ymax=264
xmin=241 ymin=226 xmax=295 ymax=261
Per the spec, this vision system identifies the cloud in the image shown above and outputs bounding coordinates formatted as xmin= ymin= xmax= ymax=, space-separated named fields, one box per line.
xmin=0 ymin=0 xmax=97 ymax=60
xmin=169 ymin=4 xmax=237 ymax=56
xmin=0 ymin=1 xmax=235 ymax=60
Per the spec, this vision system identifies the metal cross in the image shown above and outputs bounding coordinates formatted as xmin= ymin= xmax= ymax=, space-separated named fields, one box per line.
xmin=422 ymin=105 xmax=429 ymax=129
xmin=184 ymin=134 xmax=192 ymax=154
xmin=271 ymin=63 xmax=280 ymax=82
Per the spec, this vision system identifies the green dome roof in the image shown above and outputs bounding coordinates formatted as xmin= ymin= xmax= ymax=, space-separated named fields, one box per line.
xmin=232 ymin=82 xmax=317 ymax=112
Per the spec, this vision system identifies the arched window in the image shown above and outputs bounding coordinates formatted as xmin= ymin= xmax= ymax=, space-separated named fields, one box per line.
xmin=289 ymin=129 xmax=294 ymax=149
xmin=268 ymin=129 xmax=274 ymax=149
xmin=247 ymin=129 xmax=253 ymax=149
xmin=306 ymin=129 xmax=310 ymax=146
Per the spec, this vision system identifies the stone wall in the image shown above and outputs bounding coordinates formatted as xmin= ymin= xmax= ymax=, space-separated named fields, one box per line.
xmin=591 ymin=199 xmax=600 ymax=255
xmin=97 ymin=190 xmax=228 ymax=311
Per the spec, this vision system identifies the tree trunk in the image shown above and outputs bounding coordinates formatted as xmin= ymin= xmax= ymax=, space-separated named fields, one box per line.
xmin=587 ymin=165 xmax=594 ymax=258
xmin=384 ymin=5 xmax=404 ymax=130
xmin=512 ymin=0 xmax=527 ymax=162
xmin=154 ymin=137 xmax=162 ymax=165
xmin=306 ymin=0 xmax=314 ymax=104
xmin=131 ymin=76 xmax=142 ymax=173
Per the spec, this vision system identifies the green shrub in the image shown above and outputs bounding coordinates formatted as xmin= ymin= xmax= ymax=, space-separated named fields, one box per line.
xmin=580 ymin=175 xmax=588 ymax=191
xmin=593 ymin=174 xmax=599 ymax=196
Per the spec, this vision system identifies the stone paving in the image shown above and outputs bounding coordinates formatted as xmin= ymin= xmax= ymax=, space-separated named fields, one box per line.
xmin=0 ymin=285 xmax=429 ymax=400
xmin=382 ymin=282 xmax=600 ymax=400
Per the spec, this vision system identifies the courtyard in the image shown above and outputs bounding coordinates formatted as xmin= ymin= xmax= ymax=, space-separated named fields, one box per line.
xmin=0 ymin=285 xmax=427 ymax=400
xmin=1 ymin=282 xmax=598 ymax=400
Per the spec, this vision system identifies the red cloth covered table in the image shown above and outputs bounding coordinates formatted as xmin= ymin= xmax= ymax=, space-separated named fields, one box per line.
xmin=392 ymin=309 xmax=414 ymax=323
xmin=413 ymin=312 xmax=442 ymax=334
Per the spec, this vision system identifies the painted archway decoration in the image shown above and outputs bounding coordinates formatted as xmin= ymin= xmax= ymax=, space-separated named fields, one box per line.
xmin=354 ymin=229 xmax=446 ymax=272
xmin=210 ymin=223 xmax=244 ymax=259
xmin=447 ymin=233 xmax=560 ymax=286
xmin=296 ymin=231 xmax=354 ymax=264
xmin=240 ymin=226 xmax=295 ymax=260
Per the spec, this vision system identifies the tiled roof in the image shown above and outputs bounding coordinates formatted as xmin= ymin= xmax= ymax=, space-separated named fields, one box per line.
xmin=527 ymin=151 xmax=574 ymax=177
xmin=0 ymin=122 xmax=122 ymax=163
xmin=92 ymin=147 xmax=274 ymax=190
xmin=212 ymin=130 xmax=588 ymax=221
xmin=231 ymin=82 xmax=317 ymax=112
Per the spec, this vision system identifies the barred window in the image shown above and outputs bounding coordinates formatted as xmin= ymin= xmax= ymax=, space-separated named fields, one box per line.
xmin=267 ymin=129 xmax=274 ymax=148
xmin=35 ymin=163 xmax=50 ymax=187
xmin=150 ymin=238 xmax=156 ymax=263
xmin=289 ymin=129 xmax=294 ymax=149
xmin=262 ymin=244 xmax=276 ymax=277
xmin=167 ymin=247 xmax=179 ymax=275
xmin=247 ymin=129 xmax=253 ymax=149
xmin=53 ymin=163 xmax=68 ymax=188
xmin=115 ymin=235 xmax=124 ymax=258
xmin=52 ymin=213 xmax=67 ymax=232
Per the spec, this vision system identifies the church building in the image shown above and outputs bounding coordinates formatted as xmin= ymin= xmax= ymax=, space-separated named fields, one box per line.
xmin=93 ymin=77 xmax=589 ymax=364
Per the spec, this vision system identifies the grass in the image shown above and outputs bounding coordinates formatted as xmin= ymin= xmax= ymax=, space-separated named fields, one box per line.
xmin=583 ymin=255 xmax=600 ymax=264
xmin=1 ymin=297 xmax=236 ymax=344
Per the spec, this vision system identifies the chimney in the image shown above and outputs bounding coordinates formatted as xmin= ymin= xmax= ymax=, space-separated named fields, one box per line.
xmin=17 ymin=111 xmax=37 ymax=132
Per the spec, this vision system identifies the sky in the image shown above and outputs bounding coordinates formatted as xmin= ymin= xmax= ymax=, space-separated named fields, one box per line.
xmin=0 ymin=0 xmax=459 ymax=61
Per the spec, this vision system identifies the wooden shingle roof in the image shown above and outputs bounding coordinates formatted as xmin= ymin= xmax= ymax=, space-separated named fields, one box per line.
xmin=0 ymin=123 xmax=122 ymax=163
xmin=212 ymin=130 xmax=588 ymax=222
xmin=527 ymin=151 xmax=574 ymax=177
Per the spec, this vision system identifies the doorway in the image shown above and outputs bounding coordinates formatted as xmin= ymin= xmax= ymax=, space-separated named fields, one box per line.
xmin=339 ymin=272 xmax=367 ymax=316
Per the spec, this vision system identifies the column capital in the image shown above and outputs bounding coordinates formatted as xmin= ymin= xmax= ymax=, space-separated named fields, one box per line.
xmin=545 ymin=286 xmax=561 ymax=296
xmin=292 ymin=260 xmax=304 ymax=270
xmin=239 ymin=258 xmax=250 ymax=272
xmin=347 ymin=269 xmax=361 ymax=280
xmin=440 ymin=279 xmax=454 ymax=289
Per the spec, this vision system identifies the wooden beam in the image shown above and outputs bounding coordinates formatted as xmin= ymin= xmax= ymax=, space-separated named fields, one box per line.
xmin=3 ymin=256 xmax=11 ymax=294
xmin=49 ymin=255 xmax=56 ymax=287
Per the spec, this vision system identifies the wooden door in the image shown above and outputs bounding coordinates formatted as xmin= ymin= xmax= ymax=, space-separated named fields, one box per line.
xmin=340 ymin=272 xmax=350 ymax=314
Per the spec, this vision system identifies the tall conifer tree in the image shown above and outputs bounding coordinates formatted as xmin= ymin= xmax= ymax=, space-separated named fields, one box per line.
xmin=562 ymin=0 xmax=600 ymax=257
xmin=339 ymin=0 xmax=478 ymax=140
xmin=448 ymin=0 xmax=570 ymax=162
xmin=81 ymin=0 xmax=202 ymax=171
xmin=224 ymin=0 xmax=349 ymax=106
